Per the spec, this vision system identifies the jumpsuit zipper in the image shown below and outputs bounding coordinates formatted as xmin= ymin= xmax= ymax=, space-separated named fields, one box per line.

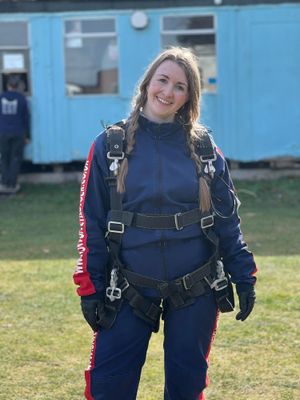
xmin=154 ymin=127 xmax=168 ymax=281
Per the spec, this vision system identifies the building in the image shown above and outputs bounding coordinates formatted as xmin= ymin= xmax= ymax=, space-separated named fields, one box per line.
xmin=0 ymin=0 xmax=299 ymax=164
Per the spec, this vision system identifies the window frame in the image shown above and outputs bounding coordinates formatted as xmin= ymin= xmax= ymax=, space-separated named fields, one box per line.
xmin=160 ymin=14 xmax=217 ymax=93
xmin=0 ymin=20 xmax=31 ymax=95
xmin=63 ymin=16 xmax=119 ymax=97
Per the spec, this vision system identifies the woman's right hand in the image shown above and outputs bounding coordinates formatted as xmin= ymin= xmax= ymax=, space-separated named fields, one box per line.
xmin=80 ymin=298 xmax=105 ymax=331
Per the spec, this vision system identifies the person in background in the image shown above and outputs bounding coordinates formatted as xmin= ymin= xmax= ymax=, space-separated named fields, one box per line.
xmin=73 ymin=47 xmax=257 ymax=400
xmin=0 ymin=74 xmax=30 ymax=194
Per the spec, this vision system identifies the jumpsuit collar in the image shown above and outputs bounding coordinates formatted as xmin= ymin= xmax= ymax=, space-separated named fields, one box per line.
xmin=138 ymin=113 xmax=184 ymax=139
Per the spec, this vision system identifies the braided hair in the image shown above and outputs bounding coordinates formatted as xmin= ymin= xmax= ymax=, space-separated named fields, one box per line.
xmin=117 ymin=47 xmax=211 ymax=212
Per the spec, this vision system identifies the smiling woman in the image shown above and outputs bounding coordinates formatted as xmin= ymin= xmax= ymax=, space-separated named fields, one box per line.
xmin=73 ymin=47 xmax=257 ymax=400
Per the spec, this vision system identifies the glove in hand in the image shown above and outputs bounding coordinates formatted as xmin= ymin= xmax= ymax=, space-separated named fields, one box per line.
xmin=81 ymin=298 xmax=105 ymax=331
xmin=236 ymin=284 xmax=256 ymax=321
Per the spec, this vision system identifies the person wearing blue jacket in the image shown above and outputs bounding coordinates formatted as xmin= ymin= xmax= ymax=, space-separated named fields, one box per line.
xmin=0 ymin=74 xmax=30 ymax=194
xmin=73 ymin=47 xmax=257 ymax=400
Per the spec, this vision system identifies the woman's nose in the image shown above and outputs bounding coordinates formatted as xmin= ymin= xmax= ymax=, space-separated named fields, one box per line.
xmin=163 ymin=84 xmax=174 ymax=98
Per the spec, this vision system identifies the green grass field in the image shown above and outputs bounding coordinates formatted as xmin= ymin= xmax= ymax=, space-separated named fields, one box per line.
xmin=0 ymin=179 xmax=299 ymax=400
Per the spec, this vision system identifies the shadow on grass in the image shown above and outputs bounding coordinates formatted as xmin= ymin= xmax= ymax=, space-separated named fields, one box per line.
xmin=0 ymin=179 xmax=300 ymax=260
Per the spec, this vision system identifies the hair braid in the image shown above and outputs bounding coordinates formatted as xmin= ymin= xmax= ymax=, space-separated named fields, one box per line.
xmin=117 ymin=103 xmax=142 ymax=193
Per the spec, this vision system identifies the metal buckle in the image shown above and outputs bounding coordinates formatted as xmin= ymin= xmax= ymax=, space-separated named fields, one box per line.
xmin=107 ymin=151 xmax=125 ymax=160
xmin=174 ymin=213 xmax=183 ymax=230
xmin=200 ymin=154 xmax=217 ymax=163
xmin=210 ymin=277 xmax=228 ymax=291
xmin=201 ymin=215 xmax=214 ymax=229
xmin=119 ymin=278 xmax=129 ymax=292
xmin=105 ymin=287 xmax=122 ymax=302
xmin=182 ymin=273 xmax=193 ymax=290
xmin=108 ymin=221 xmax=125 ymax=234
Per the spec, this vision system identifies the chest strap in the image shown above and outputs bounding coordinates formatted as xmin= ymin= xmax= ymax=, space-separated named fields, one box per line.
xmin=109 ymin=209 xmax=214 ymax=232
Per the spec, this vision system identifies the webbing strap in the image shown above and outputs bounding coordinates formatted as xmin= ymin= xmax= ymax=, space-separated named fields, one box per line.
xmin=109 ymin=209 xmax=214 ymax=231
xmin=119 ymin=277 xmax=162 ymax=332
xmin=196 ymin=129 xmax=216 ymax=162
xmin=120 ymin=257 xmax=215 ymax=294
xmin=105 ymin=124 xmax=127 ymax=262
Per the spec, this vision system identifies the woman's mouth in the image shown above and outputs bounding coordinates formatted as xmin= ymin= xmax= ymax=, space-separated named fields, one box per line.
xmin=156 ymin=96 xmax=172 ymax=105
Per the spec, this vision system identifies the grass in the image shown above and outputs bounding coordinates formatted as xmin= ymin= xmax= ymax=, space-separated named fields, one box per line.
xmin=0 ymin=178 xmax=300 ymax=400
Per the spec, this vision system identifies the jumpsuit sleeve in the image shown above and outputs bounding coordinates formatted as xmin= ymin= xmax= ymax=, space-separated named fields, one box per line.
xmin=73 ymin=134 xmax=110 ymax=297
xmin=211 ymin=148 xmax=257 ymax=285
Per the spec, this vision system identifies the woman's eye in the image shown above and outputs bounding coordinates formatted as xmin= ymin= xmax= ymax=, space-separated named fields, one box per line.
xmin=159 ymin=78 xmax=167 ymax=83
xmin=176 ymin=85 xmax=185 ymax=91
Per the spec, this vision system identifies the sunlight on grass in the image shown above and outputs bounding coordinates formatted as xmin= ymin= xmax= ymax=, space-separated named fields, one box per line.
xmin=1 ymin=180 xmax=300 ymax=399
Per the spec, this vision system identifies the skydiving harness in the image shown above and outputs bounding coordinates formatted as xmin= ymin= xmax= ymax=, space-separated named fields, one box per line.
xmin=102 ymin=122 xmax=236 ymax=332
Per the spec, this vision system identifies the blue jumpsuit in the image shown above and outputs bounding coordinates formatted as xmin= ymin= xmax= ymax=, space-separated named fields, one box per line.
xmin=74 ymin=115 xmax=257 ymax=400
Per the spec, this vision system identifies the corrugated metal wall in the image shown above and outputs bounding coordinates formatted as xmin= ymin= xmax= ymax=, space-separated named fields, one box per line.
xmin=1 ymin=3 xmax=299 ymax=163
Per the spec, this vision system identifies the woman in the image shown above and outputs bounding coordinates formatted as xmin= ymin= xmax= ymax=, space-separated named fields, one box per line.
xmin=74 ymin=47 xmax=257 ymax=400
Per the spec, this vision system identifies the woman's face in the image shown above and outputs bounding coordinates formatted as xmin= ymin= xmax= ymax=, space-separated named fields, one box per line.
xmin=143 ymin=60 xmax=189 ymax=123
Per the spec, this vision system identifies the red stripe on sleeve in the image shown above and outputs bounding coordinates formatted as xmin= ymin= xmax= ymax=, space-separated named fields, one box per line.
xmin=73 ymin=143 xmax=96 ymax=296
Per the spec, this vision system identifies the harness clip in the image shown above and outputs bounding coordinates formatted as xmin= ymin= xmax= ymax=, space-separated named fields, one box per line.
xmin=205 ymin=260 xmax=228 ymax=292
xmin=106 ymin=268 xmax=122 ymax=302
xmin=108 ymin=221 xmax=125 ymax=234
xmin=182 ymin=273 xmax=193 ymax=290
xmin=107 ymin=151 xmax=125 ymax=160
xmin=210 ymin=276 xmax=228 ymax=291
xmin=201 ymin=215 xmax=214 ymax=229
xmin=174 ymin=213 xmax=183 ymax=231
xmin=106 ymin=287 xmax=122 ymax=302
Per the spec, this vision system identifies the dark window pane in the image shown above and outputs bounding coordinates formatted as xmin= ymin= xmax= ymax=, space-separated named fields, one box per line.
xmin=163 ymin=16 xmax=214 ymax=31
xmin=65 ymin=19 xmax=115 ymax=35
xmin=162 ymin=34 xmax=215 ymax=49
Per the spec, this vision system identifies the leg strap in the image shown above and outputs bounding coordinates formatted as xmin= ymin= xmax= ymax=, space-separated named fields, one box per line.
xmin=120 ymin=258 xmax=215 ymax=309
xmin=119 ymin=277 xmax=162 ymax=333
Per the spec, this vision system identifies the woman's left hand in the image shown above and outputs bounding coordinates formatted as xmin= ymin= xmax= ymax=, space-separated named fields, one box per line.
xmin=236 ymin=284 xmax=256 ymax=321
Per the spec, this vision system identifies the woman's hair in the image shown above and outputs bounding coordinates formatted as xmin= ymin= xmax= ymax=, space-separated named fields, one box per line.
xmin=116 ymin=47 xmax=211 ymax=212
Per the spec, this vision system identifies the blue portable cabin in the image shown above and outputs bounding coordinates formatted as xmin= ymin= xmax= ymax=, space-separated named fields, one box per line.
xmin=0 ymin=0 xmax=299 ymax=165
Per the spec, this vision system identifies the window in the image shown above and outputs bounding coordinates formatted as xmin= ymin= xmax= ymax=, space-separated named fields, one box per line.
xmin=0 ymin=21 xmax=31 ymax=94
xmin=64 ymin=18 xmax=119 ymax=96
xmin=161 ymin=15 xmax=217 ymax=92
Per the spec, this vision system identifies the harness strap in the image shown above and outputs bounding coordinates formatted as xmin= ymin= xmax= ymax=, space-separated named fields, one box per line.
xmin=120 ymin=257 xmax=215 ymax=293
xmin=117 ymin=275 xmax=162 ymax=332
xmin=120 ymin=257 xmax=216 ymax=309
xmin=109 ymin=209 xmax=214 ymax=231
xmin=196 ymin=129 xmax=216 ymax=162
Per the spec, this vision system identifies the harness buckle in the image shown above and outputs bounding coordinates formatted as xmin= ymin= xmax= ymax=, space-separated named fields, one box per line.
xmin=106 ymin=268 xmax=123 ymax=302
xmin=106 ymin=287 xmax=122 ymax=302
xmin=107 ymin=151 xmax=125 ymax=160
xmin=108 ymin=221 xmax=125 ymax=234
xmin=200 ymin=154 xmax=217 ymax=163
xmin=182 ymin=273 xmax=193 ymax=290
xmin=174 ymin=213 xmax=183 ymax=231
xmin=210 ymin=276 xmax=228 ymax=291
xmin=201 ymin=215 xmax=214 ymax=229
xmin=119 ymin=277 xmax=129 ymax=292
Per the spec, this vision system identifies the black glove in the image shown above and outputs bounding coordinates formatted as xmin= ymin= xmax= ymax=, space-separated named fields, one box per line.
xmin=80 ymin=297 xmax=105 ymax=331
xmin=236 ymin=283 xmax=256 ymax=321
